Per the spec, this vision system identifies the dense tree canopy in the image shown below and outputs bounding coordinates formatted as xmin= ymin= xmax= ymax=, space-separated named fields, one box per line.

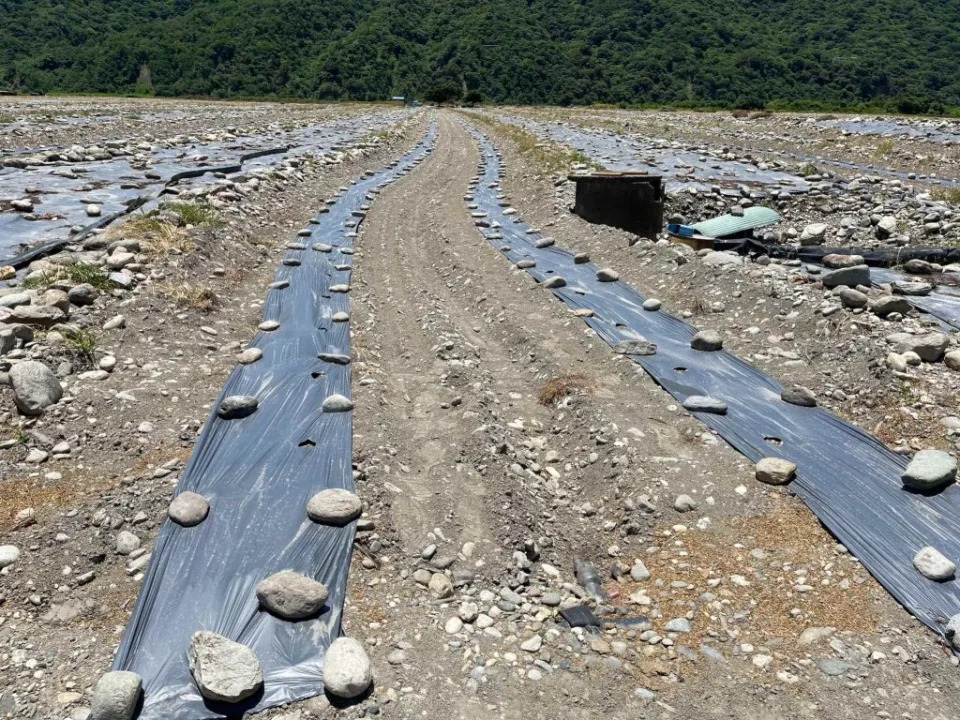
xmin=2 ymin=0 xmax=959 ymax=111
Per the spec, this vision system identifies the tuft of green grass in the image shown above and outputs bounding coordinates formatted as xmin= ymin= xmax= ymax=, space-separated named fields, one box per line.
xmin=931 ymin=186 xmax=960 ymax=204
xmin=22 ymin=263 xmax=112 ymax=291
xmin=0 ymin=114 xmax=15 ymax=124
xmin=62 ymin=328 xmax=99 ymax=368
xmin=163 ymin=201 xmax=223 ymax=228
xmin=798 ymin=162 xmax=820 ymax=176
xmin=163 ymin=283 xmax=219 ymax=312
xmin=872 ymin=139 xmax=896 ymax=159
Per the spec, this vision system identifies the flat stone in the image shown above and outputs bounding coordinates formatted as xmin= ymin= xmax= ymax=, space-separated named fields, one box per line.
xmin=3 ymin=304 xmax=66 ymax=327
xmin=664 ymin=617 xmax=691 ymax=633
xmin=892 ymin=280 xmax=932 ymax=296
xmin=596 ymin=268 xmax=619 ymax=281
xmin=322 ymin=393 xmax=353 ymax=412
xmin=913 ymin=546 xmax=956 ymax=580
xmin=690 ymin=330 xmax=722 ymax=351
xmin=701 ymin=251 xmax=742 ymax=267
xmin=323 ymin=637 xmax=372 ymax=699
xmin=168 ymin=491 xmax=210 ymax=527
xmin=259 ymin=320 xmax=280 ymax=331
xmin=781 ymin=385 xmax=817 ymax=407
xmin=902 ymin=449 xmax=956 ymax=491
xmin=756 ymin=457 xmax=797 ymax=485
xmin=642 ymin=298 xmax=661 ymax=311
xmin=870 ymin=295 xmax=911 ymax=318
xmin=682 ymin=395 xmax=727 ymax=414
xmin=823 ymin=253 xmax=865 ymax=269
xmin=217 ymin=395 xmax=258 ymax=419
xmin=614 ymin=339 xmax=657 ymax=356
xmin=821 ymin=265 xmax=870 ymax=288
xmin=237 ymin=348 xmax=263 ymax=364
xmin=818 ymin=659 xmax=856 ymax=676
xmin=189 ymin=631 xmax=263 ymax=703
xmin=543 ymin=276 xmax=566 ymax=289
xmin=894 ymin=332 xmax=948 ymax=362
xmin=257 ymin=571 xmax=329 ymax=619
xmin=515 ymin=259 xmax=536 ymax=269
xmin=836 ymin=287 xmax=868 ymax=309
xmin=307 ymin=488 xmax=362 ymax=525
xmin=90 ymin=671 xmax=141 ymax=720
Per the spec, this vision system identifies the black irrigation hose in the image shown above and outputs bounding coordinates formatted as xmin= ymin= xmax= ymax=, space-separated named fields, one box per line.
xmin=714 ymin=237 xmax=960 ymax=268
xmin=5 ymin=146 xmax=292 ymax=271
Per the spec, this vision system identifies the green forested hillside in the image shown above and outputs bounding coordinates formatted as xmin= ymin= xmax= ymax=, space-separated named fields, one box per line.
xmin=2 ymin=0 xmax=959 ymax=111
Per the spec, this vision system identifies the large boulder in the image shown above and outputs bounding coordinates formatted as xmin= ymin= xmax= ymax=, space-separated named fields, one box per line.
xmin=323 ymin=637 xmax=373 ymax=699
xmin=188 ymin=631 xmax=263 ymax=703
xmin=9 ymin=361 xmax=63 ymax=416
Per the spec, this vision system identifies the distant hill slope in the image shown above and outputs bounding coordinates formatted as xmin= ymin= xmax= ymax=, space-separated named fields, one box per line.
xmin=2 ymin=0 xmax=960 ymax=111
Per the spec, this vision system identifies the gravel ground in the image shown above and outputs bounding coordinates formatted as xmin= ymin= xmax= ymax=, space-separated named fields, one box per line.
xmin=2 ymin=101 xmax=960 ymax=720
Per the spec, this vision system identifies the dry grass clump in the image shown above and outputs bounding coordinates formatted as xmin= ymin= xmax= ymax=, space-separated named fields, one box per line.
xmin=538 ymin=374 xmax=594 ymax=405
xmin=161 ymin=283 xmax=219 ymax=312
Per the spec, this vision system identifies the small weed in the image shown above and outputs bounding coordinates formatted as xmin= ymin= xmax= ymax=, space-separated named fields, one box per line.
xmin=797 ymin=162 xmax=820 ymax=176
xmin=0 ymin=422 xmax=28 ymax=445
xmin=0 ymin=114 xmax=14 ymax=124
xmin=872 ymin=139 xmax=896 ymax=159
xmin=467 ymin=113 xmax=596 ymax=174
xmin=123 ymin=214 xmax=194 ymax=257
xmin=62 ymin=328 xmax=99 ymax=369
xmin=163 ymin=201 xmax=223 ymax=228
xmin=931 ymin=186 xmax=960 ymax=204
xmin=538 ymin=374 xmax=594 ymax=405
xmin=22 ymin=263 xmax=112 ymax=291
xmin=164 ymin=284 xmax=219 ymax=312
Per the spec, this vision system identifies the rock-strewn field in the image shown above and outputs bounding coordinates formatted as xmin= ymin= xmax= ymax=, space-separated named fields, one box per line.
xmin=3 ymin=99 xmax=960 ymax=720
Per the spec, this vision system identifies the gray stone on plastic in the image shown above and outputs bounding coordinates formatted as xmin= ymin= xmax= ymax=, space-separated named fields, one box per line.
xmin=596 ymin=268 xmax=619 ymax=282
xmin=259 ymin=320 xmax=280 ymax=331
xmin=168 ymin=491 xmax=210 ymax=527
xmin=682 ymin=395 xmax=727 ymax=414
xmin=690 ymin=330 xmax=722 ymax=351
xmin=913 ymin=546 xmax=956 ymax=581
xmin=543 ymin=276 xmax=566 ymax=289
xmin=307 ymin=488 xmax=362 ymax=526
xmin=9 ymin=360 xmax=63 ymax=416
xmin=237 ymin=348 xmax=263 ymax=364
xmin=902 ymin=449 xmax=957 ymax=491
xmin=642 ymin=298 xmax=662 ymax=311
xmin=332 ymin=311 xmax=350 ymax=322
xmin=257 ymin=570 xmax=329 ymax=619
xmin=323 ymin=637 xmax=373 ymax=699
xmin=91 ymin=670 xmax=142 ymax=720
xmin=322 ymin=393 xmax=353 ymax=412
xmin=218 ymin=395 xmax=258 ymax=419
xmin=945 ymin=614 xmax=960 ymax=648
xmin=756 ymin=457 xmax=797 ymax=485
xmin=781 ymin=385 xmax=817 ymax=407
xmin=188 ymin=631 xmax=263 ymax=703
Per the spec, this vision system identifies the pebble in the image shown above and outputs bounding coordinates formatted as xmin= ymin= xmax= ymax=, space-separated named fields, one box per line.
xmin=682 ymin=395 xmax=727 ymax=414
xmin=0 ymin=544 xmax=21 ymax=568
xmin=90 ymin=671 xmax=141 ymax=720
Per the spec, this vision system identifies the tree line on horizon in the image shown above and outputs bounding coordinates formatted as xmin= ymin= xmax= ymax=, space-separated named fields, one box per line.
xmin=2 ymin=0 xmax=960 ymax=114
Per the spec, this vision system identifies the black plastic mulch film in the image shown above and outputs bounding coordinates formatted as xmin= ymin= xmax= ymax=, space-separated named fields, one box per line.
xmin=466 ymin=128 xmax=960 ymax=646
xmin=112 ymin=125 xmax=437 ymax=719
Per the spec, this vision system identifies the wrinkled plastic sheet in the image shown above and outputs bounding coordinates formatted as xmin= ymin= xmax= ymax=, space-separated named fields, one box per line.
xmin=0 ymin=110 xmax=410 ymax=263
xmin=112 ymin=124 xmax=436 ymax=719
xmin=468 ymin=129 xmax=960 ymax=644
xmin=489 ymin=114 xmax=810 ymax=194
